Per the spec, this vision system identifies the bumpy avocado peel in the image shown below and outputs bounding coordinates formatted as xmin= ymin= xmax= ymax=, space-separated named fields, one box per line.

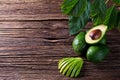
xmin=58 ymin=25 xmax=110 ymax=78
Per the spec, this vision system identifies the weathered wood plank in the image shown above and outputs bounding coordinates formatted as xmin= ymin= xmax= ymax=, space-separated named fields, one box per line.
xmin=0 ymin=0 xmax=68 ymax=20
xmin=0 ymin=14 xmax=67 ymax=21
xmin=0 ymin=0 xmax=62 ymax=14
xmin=0 ymin=21 xmax=68 ymax=39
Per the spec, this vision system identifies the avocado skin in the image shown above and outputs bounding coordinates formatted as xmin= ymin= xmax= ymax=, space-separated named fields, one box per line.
xmin=72 ymin=32 xmax=88 ymax=55
xmin=86 ymin=44 xmax=109 ymax=63
xmin=99 ymin=36 xmax=106 ymax=44
xmin=90 ymin=36 xmax=106 ymax=45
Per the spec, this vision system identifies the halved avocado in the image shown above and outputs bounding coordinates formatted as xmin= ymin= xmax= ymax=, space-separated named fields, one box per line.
xmin=85 ymin=25 xmax=108 ymax=44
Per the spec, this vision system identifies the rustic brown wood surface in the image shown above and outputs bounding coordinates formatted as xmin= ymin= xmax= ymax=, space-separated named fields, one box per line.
xmin=0 ymin=0 xmax=119 ymax=80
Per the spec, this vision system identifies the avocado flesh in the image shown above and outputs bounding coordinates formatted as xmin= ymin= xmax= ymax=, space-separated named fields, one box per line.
xmin=85 ymin=25 xmax=108 ymax=44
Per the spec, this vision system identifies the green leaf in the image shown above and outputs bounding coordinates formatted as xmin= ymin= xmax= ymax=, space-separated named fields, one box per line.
xmin=61 ymin=0 xmax=79 ymax=15
xmin=61 ymin=0 xmax=87 ymax=17
xmin=103 ymin=6 xmax=117 ymax=30
xmin=112 ymin=0 xmax=120 ymax=4
xmin=117 ymin=10 xmax=120 ymax=30
xmin=91 ymin=0 xmax=107 ymax=25
xmin=69 ymin=1 xmax=91 ymax=35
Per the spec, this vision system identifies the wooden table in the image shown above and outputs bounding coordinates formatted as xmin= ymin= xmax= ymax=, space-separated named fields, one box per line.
xmin=0 ymin=0 xmax=119 ymax=80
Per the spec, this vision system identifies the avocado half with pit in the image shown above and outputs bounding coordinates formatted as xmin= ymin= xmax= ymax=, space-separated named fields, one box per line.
xmin=85 ymin=25 xmax=108 ymax=44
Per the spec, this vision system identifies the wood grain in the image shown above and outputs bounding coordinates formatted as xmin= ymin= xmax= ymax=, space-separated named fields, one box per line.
xmin=0 ymin=0 xmax=119 ymax=80
xmin=0 ymin=0 xmax=67 ymax=20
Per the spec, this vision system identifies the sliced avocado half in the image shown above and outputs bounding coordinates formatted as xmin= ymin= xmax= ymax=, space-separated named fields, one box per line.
xmin=85 ymin=25 xmax=108 ymax=44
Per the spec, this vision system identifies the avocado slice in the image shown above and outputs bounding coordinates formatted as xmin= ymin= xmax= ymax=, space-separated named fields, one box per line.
xmin=85 ymin=25 xmax=108 ymax=44
xmin=58 ymin=57 xmax=84 ymax=78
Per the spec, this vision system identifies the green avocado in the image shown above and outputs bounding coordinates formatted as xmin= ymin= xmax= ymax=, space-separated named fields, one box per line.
xmin=86 ymin=44 xmax=109 ymax=63
xmin=85 ymin=25 xmax=108 ymax=44
xmin=72 ymin=32 xmax=88 ymax=55
xmin=99 ymin=36 xmax=106 ymax=44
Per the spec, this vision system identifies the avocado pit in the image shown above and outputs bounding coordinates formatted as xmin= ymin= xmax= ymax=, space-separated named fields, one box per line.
xmin=89 ymin=29 xmax=102 ymax=40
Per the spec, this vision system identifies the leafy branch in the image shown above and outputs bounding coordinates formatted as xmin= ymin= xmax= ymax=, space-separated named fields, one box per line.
xmin=61 ymin=0 xmax=120 ymax=35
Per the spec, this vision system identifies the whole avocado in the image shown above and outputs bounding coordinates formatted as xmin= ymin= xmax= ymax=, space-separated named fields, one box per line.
xmin=72 ymin=32 xmax=88 ymax=55
xmin=86 ymin=44 xmax=109 ymax=63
